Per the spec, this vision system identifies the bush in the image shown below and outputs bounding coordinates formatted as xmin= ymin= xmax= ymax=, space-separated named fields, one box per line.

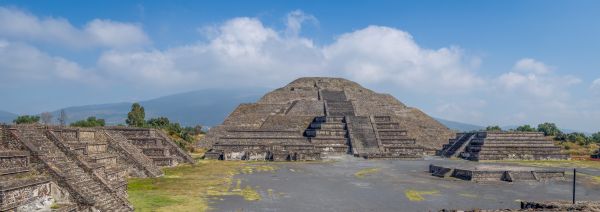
xmin=70 ymin=117 xmax=106 ymax=127
xmin=486 ymin=125 xmax=502 ymax=131
xmin=537 ymin=122 xmax=562 ymax=136
xmin=515 ymin=125 xmax=536 ymax=132
xmin=13 ymin=115 xmax=40 ymax=124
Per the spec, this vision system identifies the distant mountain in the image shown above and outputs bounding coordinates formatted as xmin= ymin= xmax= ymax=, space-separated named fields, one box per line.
xmin=0 ymin=110 xmax=17 ymax=124
xmin=48 ymin=88 xmax=266 ymax=127
xmin=434 ymin=118 xmax=484 ymax=132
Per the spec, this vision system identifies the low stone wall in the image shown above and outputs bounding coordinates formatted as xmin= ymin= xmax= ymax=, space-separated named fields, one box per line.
xmin=429 ymin=164 xmax=565 ymax=182
xmin=0 ymin=177 xmax=52 ymax=211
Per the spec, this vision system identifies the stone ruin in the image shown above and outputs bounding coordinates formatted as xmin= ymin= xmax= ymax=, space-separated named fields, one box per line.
xmin=439 ymin=131 xmax=569 ymax=161
xmin=429 ymin=164 xmax=565 ymax=182
xmin=204 ymin=77 xmax=454 ymax=161
xmin=0 ymin=124 xmax=193 ymax=211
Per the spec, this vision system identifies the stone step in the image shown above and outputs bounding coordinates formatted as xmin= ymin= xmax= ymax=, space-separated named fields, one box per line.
xmin=309 ymin=122 xmax=346 ymax=129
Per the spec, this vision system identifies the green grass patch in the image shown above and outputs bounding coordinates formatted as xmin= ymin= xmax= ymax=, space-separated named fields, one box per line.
xmin=128 ymin=160 xmax=275 ymax=211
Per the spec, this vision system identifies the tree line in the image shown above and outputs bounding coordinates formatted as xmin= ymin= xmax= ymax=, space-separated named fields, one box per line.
xmin=485 ymin=123 xmax=600 ymax=146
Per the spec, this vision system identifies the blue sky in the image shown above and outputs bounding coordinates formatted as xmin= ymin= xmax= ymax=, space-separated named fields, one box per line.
xmin=0 ymin=0 xmax=599 ymax=132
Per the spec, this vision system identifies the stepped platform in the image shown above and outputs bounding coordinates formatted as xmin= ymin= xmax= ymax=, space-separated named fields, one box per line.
xmin=105 ymin=127 xmax=195 ymax=166
xmin=204 ymin=77 xmax=453 ymax=161
xmin=429 ymin=163 xmax=565 ymax=182
xmin=439 ymin=131 xmax=569 ymax=161
xmin=0 ymin=124 xmax=192 ymax=211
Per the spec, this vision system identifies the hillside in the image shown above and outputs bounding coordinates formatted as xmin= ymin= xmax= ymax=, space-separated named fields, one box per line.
xmin=434 ymin=118 xmax=484 ymax=132
xmin=47 ymin=88 xmax=266 ymax=126
xmin=0 ymin=110 xmax=17 ymax=124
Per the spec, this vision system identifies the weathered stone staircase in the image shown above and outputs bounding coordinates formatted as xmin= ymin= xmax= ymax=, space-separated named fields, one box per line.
xmin=363 ymin=116 xmax=423 ymax=159
xmin=50 ymin=129 xmax=128 ymax=196
xmin=439 ymin=132 xmax=476 ymax=158
xmin=321 ymin=90 xmax=355 ymax=117
xmin=305 ymin=116 xmax=350 ymax=156
xmin=15 ymin=127 xmax=132 ymax=211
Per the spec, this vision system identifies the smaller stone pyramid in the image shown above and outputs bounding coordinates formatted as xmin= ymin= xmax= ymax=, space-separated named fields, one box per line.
xmin=439 ymin=131 xmax=569 ymax=161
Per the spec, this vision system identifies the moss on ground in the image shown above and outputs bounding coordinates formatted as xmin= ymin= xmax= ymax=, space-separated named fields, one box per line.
xmin=354 ymin=167 xmax=380 ymax=178
xmin=128 ymin=160 xmax=276 ymax=211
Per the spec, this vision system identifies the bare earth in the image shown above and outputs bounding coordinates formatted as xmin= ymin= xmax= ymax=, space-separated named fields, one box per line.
xmin=209 ymin=156 xmax=600 ymax=212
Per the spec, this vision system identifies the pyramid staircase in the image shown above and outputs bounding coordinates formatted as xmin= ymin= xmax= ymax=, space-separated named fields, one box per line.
xmin=305 ymin=116 xmax=350 ymax=156
xmin=438 ymin=132 xmax=476 ymax=158
xmin=114 ymin=129 xmax=195 ymax=166
xmin=13 ymin=127 xmax=132 ymax=211
xmin=363 ymin=116 xmax=423 ymax=159
xmin=50 ymin=129 xmax=128 ymax=195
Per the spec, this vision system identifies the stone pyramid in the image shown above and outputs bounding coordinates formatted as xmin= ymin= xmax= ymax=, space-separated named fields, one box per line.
xmin=204 ymin=77 xmax=454 ymax=161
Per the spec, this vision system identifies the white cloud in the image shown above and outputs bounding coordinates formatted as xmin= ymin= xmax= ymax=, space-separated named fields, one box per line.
xmin=513 ymin=58 xmax=551 ymax=74
xmin=0 ymin=40 xmax=90 ymax=83
xmin=592 ymin=78 xmax=600 ymax=90
xmin=0 ymin=7 xmax=149 ymax=49
xmin=285 ymin=10 xmax=317 ymax=36
xmin=98 ymin=15 xmax=483 ymax=93
xmin=497 ymin=58 xmax=580 ymax=99
xmin=323 ymin=26 xmax=484 ymax=92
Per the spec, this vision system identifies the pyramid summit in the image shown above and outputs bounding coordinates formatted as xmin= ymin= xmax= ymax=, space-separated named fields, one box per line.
xmin=204 ymin=77 xmax=454 ymax=160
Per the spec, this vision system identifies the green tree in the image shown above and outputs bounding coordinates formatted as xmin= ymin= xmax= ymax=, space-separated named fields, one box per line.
xmin=126 ymin=103 xmax=146 ymax=127
xmin=591 ymin=132 xmax=600 ymax=143
xmin=70 ymin=117 xmax=106 ymax=127
xmin=537 ymin=122 xmax=562 ymax=136
xmin=13 ymin=115 xmax=40 ymax=124
xmin=565 ymin=132 xmax=591 ymax=146
xmin=515 ymin=125 xmax=536 ymax=132
xmin=486 ymin=125 xmax=502 ymax=131
xmin=147 ymin=117 xmax=170 ymax=128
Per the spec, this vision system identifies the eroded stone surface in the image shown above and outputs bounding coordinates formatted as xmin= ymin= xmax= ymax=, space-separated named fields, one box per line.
xmin=0 ymin=124 xmax=193 ymax=211
xmin=429 ymin=163 xmax=565 ymax=182
xmin=204 ymin=77 xmax=454 ymax=161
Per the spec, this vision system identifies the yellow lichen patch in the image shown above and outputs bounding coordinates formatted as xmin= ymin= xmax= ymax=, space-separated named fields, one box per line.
xmin=241 ymin=186 xmax=261 ymax=201
xmin=240 ymin=164 xmax=278 ymax=174
xmin=404 ymin=189 xmax=440 ymax=201
xmin=128 ymin=160 xmax=271 ymax=212
xmin=354 ymin=167 xmax=380 ymax=178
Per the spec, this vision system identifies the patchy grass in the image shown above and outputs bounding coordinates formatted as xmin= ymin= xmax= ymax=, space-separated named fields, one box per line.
xmin=354 ymin=167 xmax=380 ymax=178
xmin=404 ymin=189 xmax=439 ymax=201
xmin=128 ymin=160 xmax=275 ymax=211
xmin=556 ymin=142 xmax=598 ymax=156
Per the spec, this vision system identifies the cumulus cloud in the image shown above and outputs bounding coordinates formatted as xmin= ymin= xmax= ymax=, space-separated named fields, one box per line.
xmin=513 ymin=58 xmax=551 ymax=74
xmin=497 ymin=58 xmax=580 ymax=98
xmin=592 ymin=78 xmax=600 ymax=90
xmin=285 ymin=10 xmax=317 ymax=36
xmin=0 ymin=40 xmax=91 ymax=83
xmin=98 ymin=13 xmax=483 ymax=93
xmin=0 ymin=7 xmax=149 ymax=49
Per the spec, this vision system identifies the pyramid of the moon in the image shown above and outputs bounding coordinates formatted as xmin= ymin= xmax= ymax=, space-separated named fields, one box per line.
xmin=204 ymin=77 xmax=454 ymax=161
